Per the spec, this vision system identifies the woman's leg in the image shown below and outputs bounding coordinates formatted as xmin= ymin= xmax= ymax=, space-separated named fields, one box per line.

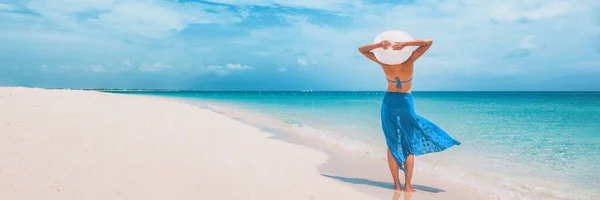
xmin=386 ymin=148 xmax=402 ymax=191
xmin=403 ymin=154 xmax=416 ymax=192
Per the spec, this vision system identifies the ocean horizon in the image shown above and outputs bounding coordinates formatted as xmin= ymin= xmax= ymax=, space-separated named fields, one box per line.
xmin=106 ymin=90 xmax=600 ymax=200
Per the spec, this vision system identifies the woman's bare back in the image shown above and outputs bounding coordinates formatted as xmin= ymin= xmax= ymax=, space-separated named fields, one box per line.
xmin=380 ymin=62 xmax=415 ymax=93
xmin=358 ymin=39 xmax=433 ymax=94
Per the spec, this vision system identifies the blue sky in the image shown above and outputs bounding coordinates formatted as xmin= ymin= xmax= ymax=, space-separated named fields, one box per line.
xmin=1 ymin=0 xmax=599 ymax=91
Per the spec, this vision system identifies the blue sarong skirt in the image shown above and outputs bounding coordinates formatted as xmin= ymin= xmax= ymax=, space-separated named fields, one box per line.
xmin=381 ymin=92 xmax=461 ymax=170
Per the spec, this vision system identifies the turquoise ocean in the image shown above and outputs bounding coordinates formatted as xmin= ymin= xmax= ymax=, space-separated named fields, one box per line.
xmin=109 ymin=91 xmax=600 ymax=200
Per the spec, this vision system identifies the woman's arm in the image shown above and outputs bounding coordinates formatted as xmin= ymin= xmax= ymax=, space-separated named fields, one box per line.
xmin=358 ymin=40 xmax=391 ymax=64
xmin=358 ymin=43 xmax=383 ymax=53
xmin=393 ymin=39 xmax=433 ymax=62
xmin=402 ymin=39 xmax=433 ymax=48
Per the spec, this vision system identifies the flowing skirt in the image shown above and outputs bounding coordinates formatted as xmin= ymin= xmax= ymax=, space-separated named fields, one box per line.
xmin=381 ymin=92 xmax=460 ymax=171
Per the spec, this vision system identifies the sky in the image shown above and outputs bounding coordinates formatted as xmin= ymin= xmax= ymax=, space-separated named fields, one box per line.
xmin=1 ymin=0 xmax=599 ymax=91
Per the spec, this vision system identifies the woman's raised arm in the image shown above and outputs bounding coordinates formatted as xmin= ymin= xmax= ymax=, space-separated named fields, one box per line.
xmin=358 ymin=40 xmax=391 ymax=64
xmin=393 ymin=39 xmax=433 ymax=63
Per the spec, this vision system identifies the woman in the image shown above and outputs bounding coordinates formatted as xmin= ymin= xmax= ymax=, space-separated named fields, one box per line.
xmin=358 ymin=39 xmax=461 ymax=192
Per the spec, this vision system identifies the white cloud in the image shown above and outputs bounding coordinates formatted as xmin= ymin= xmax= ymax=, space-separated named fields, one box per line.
xmin=90 ymin=63 xmax=132 ymax=74
xmin=226 ymin=63 xmax=253 ymax=70
xmin=231 ymin=16 xmax=364 ymax=69
xmin=138 ymin=62 xmax=171 ymax=72
xmin=297 ymin=58 xmax=309 ymax=66
xmin=296 ymin=57 xmax=319 ymax=67
xmin=205 ymin=65 xmax=231 ymax=76
xmin=203 ymin=63 xmax=254 ymax=76
xmin=519 ymin=35 xmax=537 ymax=50
xmin=89 ymin=2 xmax=190 ymax=38
xmin=490 ymin=0 xmax=592 ymax=23
xmin=202 ymin=0 xmax=359 ymax=12
xmin=19 ymin=0 xmax=243 ymax=38
xmin=503 ymin=35 xmax=537 ymax=59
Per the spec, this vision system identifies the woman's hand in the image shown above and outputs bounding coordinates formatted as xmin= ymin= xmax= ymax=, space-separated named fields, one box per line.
xmin=380 ymin=40 xmax=392 ymax=50
xmin=392 ymin=42 xmax=406 ymax=50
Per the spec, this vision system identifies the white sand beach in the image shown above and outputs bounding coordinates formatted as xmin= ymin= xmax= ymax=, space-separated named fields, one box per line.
xmin=0 ymin=87 xmax=497 ymax=200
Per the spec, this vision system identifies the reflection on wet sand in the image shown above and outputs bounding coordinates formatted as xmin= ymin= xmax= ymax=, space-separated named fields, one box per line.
xmin=392 ymin=191 xmax=412 ymax=200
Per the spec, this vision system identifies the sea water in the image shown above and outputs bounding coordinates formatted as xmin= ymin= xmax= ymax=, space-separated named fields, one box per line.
xmin=109 ymin=91 xmax=600 ymax=200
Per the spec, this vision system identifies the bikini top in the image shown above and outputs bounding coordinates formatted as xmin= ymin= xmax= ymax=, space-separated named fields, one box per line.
xmin=387 ymin=76 xmax=413 ymax=89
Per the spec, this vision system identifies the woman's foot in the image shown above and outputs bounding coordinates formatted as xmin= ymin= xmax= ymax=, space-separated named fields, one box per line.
xmin=393 ymin=184 xmax=402 ymax=191
xmin=404 ymin=185 xmax=416 ymax=193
